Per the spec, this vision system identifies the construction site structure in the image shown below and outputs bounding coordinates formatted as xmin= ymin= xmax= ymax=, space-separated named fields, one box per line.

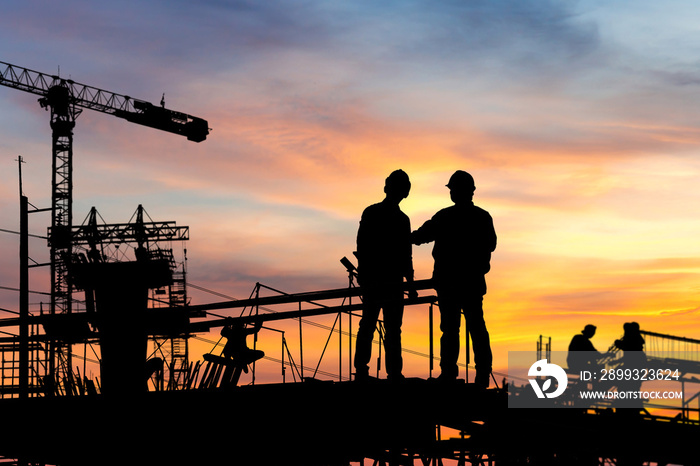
xmin=4 ymin=184 xmax=700 ymax=465
xmin=0 ymin=269 xmax=699 ymax=465
xmin=0 ymin=59 xmax=208 ymax=398
xmin=1 ymin=60 xmax=700 ymax=466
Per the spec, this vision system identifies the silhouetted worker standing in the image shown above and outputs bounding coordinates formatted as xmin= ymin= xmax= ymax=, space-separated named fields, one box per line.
xmin=567 ymin=324 xmax=603 ymax=373
xmin=354 ymin=169 xmax=416 ymax=381
xmin=412 ymin=170 xmax=496 ymax=387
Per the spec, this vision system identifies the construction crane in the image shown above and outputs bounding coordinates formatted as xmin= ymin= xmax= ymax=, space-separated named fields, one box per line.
xmin=0 ymin=60 xmax=209 ymax=381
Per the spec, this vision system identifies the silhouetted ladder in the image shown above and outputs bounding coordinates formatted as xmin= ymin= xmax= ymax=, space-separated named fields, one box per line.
xmin=170 ymin=269 xmax=187 ymax=307
xmin=167 ymin=266 xmax=190 ymax=390
xmin=0 ymin=336 xmax=49 ymax=398
xmin=0 ymin=343 xmax=19 ymax=396
xmin=168 ymin=337 xmax=189 ymax=390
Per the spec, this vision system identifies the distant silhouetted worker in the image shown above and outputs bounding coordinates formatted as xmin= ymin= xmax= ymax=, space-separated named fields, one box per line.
xmin=221 ymin=319 xmax=265 ymax=369
xmin=354 ymin=169 xmax=417 ymax=381
xmin=613 ymin=322 xmax=646 ymax=408
xmin=567 ymin=324 xmax=603 ymax=373
xmin=614 ymin=322 xmax=645 ymax=354
xmin=412 ymin=170 xmax=496 ymax=387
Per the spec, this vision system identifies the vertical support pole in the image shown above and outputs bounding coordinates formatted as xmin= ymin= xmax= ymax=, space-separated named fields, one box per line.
xmin=83 ymin=343 xmax=88 ymax=394
xmin=348 ymin=307 xmax=352 ymax=381
xmin=299 ymin=301 xmax=304 ymax=381
xmin=281 ymin=333 xmax=286 ymax=383
xmin=19 ymin=193 xmax=28 ymax=399
xmin=348 ymin=271 xmax=353 ymax=381
xmin=465 ymin=313 xmax=470 ymax=383
xmin=376 ymin=323 xmax=384 ymax=378
xmin=429 ymin=303 xmax=434 ymax=378
xmin=435 ymin=424 xmax=442 ymax=466
xmin=252 ymin=283 xmax=260 ymax=386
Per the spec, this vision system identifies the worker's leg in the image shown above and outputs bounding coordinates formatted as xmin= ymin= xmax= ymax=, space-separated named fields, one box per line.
xmin=354 ymin=294 xmax=381 ymax=379
xmin=464 ymin=293 xmax=492 ymax=387
xmin=382 ymin=294 xmax=405 ymax=380
xmin=437 ymin=287 xmax=461 ymax=380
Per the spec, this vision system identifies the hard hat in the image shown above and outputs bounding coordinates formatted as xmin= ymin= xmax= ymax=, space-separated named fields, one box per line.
xmin=385 ymin=169 xmax=411 ymax=192
xmin=446 ymin=170 xmax=475 ymax=190
xmin=623 ymin=322 xmax=640 ymax=333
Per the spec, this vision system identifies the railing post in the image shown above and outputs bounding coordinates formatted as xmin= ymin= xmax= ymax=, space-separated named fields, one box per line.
xmin=299 ymin=301 xmax=304 ymax=381
xmin=376 ymin=322 xmax=384 ymax=378
xmin=281 ymin=333 xmax=286 ymax=383
xmin=252 ymin=282 xmax=260 ymax=386
xmin=429 ymin=303 xmax=434 ymax=378
xmin=19 ymin=193 xmax=28 ymax=399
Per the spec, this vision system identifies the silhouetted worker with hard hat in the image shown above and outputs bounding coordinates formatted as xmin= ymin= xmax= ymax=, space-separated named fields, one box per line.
xmin=613 ymin=322 xmax=646 ymax=409
xmin=614 ymin=322 xmax=645 ymax=354
xmin=567 ymin=324 xmax=603 ymax=373
xmin=412 ymin=170 xmax=496 ymax=388
xmin=354 ymin=169 xmax=417 ymax=382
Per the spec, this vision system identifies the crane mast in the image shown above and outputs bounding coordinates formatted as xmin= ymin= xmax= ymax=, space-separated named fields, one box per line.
xmin=0 ymin=60 xmax=208 ymax=380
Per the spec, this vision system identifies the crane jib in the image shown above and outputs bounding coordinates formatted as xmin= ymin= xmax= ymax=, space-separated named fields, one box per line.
xmin=0 ymin=60 xmax=209 ymax=142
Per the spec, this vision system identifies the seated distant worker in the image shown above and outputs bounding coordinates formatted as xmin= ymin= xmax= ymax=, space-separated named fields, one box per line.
xmin=613 ymin=323 xmax=646 ymax=379
xmin=612 ymin=322 xmax=646 ymax=409
xmin=613 ymin=321 xmax=645 ymax=355
xmin=567 ymin=324 xmax=603 ymax=374
xmin=221 ymin=319 xmax=265 ymax=371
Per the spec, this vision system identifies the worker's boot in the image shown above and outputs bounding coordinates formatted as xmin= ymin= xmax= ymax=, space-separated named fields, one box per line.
xmin=354 ymin=367 xmax=370 ymax=382
xmin=475 ymin=371 xmax=491 ymax=389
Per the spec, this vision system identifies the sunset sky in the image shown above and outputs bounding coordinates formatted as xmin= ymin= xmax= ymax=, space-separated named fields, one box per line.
xmin=2 ymin=1 xmax=700 ymax=382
